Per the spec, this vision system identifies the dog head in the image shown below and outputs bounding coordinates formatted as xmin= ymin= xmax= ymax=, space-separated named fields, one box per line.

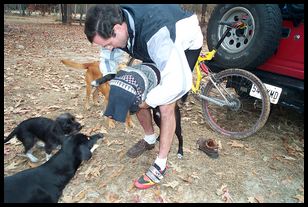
xmin=62 ymin=133 xmax=104 ymax=161
xmin=55 ymin=113 xmax=82 ymax=135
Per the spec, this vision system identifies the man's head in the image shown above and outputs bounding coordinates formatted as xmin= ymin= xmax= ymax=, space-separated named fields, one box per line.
xmin=84 ymin=4 xmax=128 ymax=50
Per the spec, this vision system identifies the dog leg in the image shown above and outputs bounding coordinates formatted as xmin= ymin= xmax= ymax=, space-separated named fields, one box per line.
xmin=92 ymin=88 xmax=100 ymax=106
xmin=108 ymin=118 xmax=116 ymax=129
xmin=124 ymin=113 xmax=135 ymax=133
xmin=175 ymin=105 xmax=184 ymax=159
xmin=26 ymin=149 xmax=39 ymax=163
xmin=85 ymin=84 xmax=92 ymax=110
xmin=126 ymin=113 xmax=135 ymax=128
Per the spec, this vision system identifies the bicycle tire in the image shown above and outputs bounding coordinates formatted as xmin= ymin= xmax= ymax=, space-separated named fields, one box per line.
xmin=201 ymin=68 xmax=271 ymax=139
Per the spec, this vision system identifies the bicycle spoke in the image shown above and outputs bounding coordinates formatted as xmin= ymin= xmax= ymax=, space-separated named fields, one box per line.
xmin=201 ymin=69 xmax=270 ymax=139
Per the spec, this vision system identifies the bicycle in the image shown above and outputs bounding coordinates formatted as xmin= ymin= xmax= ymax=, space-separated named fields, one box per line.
xmin=124 ymin=21 xmax=271 ymax=139
xmin=191 ymin=21 xmax=271 ymax=139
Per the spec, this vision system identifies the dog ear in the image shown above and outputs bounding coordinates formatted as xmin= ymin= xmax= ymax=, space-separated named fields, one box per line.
xmin=78 ymin=145 xmax=92 ymax=161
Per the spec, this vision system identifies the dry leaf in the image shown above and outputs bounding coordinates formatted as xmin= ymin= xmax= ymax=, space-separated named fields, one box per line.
xmin=105 ymin=192 xmax=120 ymax=203
xmin=227 ymin=140 xmax=244 ymax=148
xmin=216 ymin=184 xmax=227 ymax=196
xmin=183 ymin=146 xmax=193 ymax=154
xmin=4 ymin=146 xmax=10 ymax=155
xmin=247 ymin=196 xmax=256 ymax=203
xmin=73 ymin=190 xmax=86 ymax=202
xmin=132 ymin=194 xmax=141 ymax=203
xmin=282 ymin=155 xmax=296 ymax=161
xmin=254 ymin=195 xmax=264 ymax=203
xmin=293 ymin=194 xmax=304 ymax=203
xmin=61 ymin=195 xmax=74 ymax=203
xmin=178 ymin=174 xmax=193 ymax=183
xmin=5 ymin=161 xmax=19 ymax=170
xmin=27 ymin=161 xmax=41 ymax=168
xmin=169 ymin=161 xmax=182 ymax=173
xmin=191 ymin=172 xmax=200 ymax=180
xmin=182 ymin=117 xmax=191 ymax=121
xmin=162 ymin=180 xmax=179 ymax=189
xmin=100 ymin=125 xmax=108 ymax=134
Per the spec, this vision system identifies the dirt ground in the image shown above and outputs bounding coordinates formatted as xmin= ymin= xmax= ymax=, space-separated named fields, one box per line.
xmin=4 ymin=14 xmax=304 ymax=203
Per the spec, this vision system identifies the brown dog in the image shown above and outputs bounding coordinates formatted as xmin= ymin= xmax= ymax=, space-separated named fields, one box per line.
xmin=61 ymin=59 xmax=134 ymax=130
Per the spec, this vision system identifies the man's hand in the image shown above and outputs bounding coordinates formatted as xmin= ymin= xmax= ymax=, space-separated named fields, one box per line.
xmin=139 ymin=102 xmax=149 ymax=109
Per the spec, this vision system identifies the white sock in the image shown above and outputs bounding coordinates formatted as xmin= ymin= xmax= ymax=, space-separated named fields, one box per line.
xmin=143 ymin=134 xmax=156 ymax=144
xmin=154 ymin=156 xmax=167 ymax=171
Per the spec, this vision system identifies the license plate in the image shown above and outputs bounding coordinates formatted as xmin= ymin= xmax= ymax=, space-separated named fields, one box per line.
xmin=249 ymin=83 xmax=282 ymax=104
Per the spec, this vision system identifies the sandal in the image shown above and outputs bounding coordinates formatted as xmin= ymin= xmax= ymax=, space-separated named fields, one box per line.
xmin=197 ymin=138 xmax=219 ymax=159
xmin=134 ymin=163 xmax=167 ymax=189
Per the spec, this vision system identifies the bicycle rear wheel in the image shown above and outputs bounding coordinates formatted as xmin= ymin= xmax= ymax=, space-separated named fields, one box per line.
xmin=201 ymin=68 xmax=271 ymax=139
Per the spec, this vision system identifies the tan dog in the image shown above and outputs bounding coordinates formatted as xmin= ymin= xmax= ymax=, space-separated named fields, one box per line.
xmin=61 ymin=59 xmax=134 ymax=130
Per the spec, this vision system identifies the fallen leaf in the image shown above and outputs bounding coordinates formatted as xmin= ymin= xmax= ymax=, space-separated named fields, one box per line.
xmin=27 ymin=161 xmax=41 ymax=168
xmin=105 ymin=192 xmax=120 ymax=203
xmin=282 ymin=155 xmax=296 ymax=161
xmin=227 ymin=140 xmax=244 ymax=148
xmin=4 ymin=146 xmax=10 ymax=155
xmin=5 ymin=161 xmax=19 ymax=170
xmin=162 ymin=180 xmax=179 ymax=189
xmin=61 ymin=195 xmax=74 ymax=203
xmin=190 ymin=172 xmax=200 ymax=180
xmin=100 ymin=125 xmax=108 ymax=134
xmin=178 ymin=174 xmax=193 ymax=183
xmin=169 ymin=161 xmax=182 ymax=173
xmin=254 ymin=195 xmax=264 ymax=203
xmin=132 ymin=194 xmax=141 ymax=203
xmin=293 ymin=194 xmax=304 ymax=203
xmin=73 ymin=190 xmax=86 ymax=202
xmin=247 ymin=196 xmax=256 ymax=203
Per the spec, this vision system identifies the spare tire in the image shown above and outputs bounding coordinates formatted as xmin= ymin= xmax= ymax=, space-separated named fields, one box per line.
xmin=206 ymin=4 xmax=282 ymax=70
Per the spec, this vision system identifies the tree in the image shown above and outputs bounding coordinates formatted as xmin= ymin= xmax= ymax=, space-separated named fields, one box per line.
xmin=200 ymin=4 xmax=207 ymax=26
xmin=61 ymin=4 xmax=73 ymax=24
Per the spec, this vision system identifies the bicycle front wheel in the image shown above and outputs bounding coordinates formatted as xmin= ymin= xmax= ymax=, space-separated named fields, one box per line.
xmin=201 ymin=68 xmax=271 ymax=139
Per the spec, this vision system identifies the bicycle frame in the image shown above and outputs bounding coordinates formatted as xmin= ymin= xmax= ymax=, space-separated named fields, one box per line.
xmin=191 ymin=26 xmax=234 ymax=94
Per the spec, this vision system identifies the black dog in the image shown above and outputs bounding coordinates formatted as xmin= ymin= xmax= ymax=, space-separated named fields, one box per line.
xmin=152 ymin=103 xmax=183 ymax=159
xmin=4 ymin=113 xmax=82 ymax=162
xmin=4 ymin=133 xmax=104 ymax=203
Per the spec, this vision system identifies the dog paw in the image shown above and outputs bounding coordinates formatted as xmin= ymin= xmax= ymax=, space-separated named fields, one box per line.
xmin=108 ymin=121 xmax=116 ymax=129
xmin=128 ymin=121 xmax=135 ymax=128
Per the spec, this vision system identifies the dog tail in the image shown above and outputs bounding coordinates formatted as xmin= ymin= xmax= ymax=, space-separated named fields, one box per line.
xmin=4 ymin=128 xmax=18 ymax=143
xmin=61 ymin=59 xmax=91 ymax=70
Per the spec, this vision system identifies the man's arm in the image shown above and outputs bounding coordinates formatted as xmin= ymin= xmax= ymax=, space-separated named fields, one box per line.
xmin=145 ymin=26 xmax=186 ymax=107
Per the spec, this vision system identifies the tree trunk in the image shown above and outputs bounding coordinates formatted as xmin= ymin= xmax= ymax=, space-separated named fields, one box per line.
xmin=200 ymin=4 xmax=207 ymax=26
xmin=61 ymin=4 xmax=72 ymax=24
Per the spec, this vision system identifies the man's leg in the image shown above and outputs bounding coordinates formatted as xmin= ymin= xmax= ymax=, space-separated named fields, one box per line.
xmin=135 ymin=108 xmax=155 ymax=135
xmin=156 ymin=102 xmax=176 ymax=159
xmin=134 ymin=102 xmax=176 ymax=189
xmin=126 ymin=108 xmax=157 ymax=158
